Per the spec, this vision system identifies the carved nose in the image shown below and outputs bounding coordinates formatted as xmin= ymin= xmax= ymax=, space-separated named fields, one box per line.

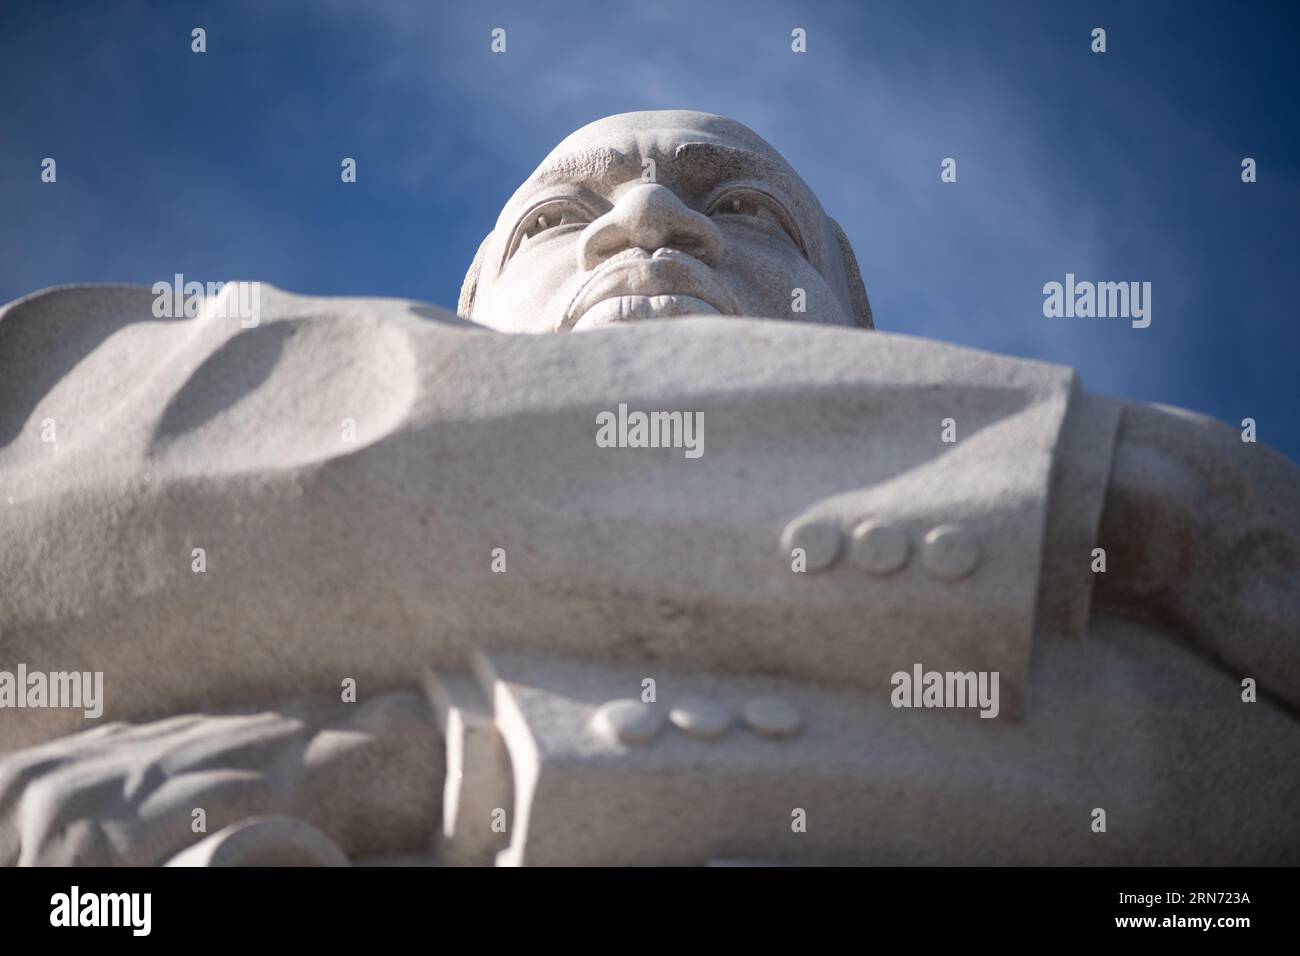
xmin=577 ymin=184 xmax=723 ymax=271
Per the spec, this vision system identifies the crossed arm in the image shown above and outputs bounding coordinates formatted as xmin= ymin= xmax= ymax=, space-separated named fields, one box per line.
xmin=1091 ymin=401 xmax=1300 ymax=713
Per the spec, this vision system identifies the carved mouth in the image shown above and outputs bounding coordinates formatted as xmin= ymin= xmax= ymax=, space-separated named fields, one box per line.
xmin=561 ymin=249 xmax=741 ymax=331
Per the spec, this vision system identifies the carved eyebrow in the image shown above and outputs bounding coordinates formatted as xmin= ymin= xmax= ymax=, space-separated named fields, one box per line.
xmin=672 ymin=141 xmax=780 ymax=182
xmin=528 ymin=146 xmax=632 ymax=190
xmin=524 ymin=142 xmax=775 ymax=195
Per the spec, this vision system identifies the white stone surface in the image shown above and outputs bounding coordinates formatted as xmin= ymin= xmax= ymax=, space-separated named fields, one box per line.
xmin=1 ymin=110 xmax=1297 ymax=866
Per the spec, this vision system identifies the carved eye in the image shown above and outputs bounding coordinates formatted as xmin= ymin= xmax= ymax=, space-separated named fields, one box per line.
xmin=506 ymin=198 xmax=592 ymax=261
xmin=706 ymin=188 xmax=803 ymax=253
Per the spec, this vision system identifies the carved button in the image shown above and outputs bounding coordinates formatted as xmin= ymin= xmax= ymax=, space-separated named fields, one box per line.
xmin=669 ymin=697 xmax=732 ymax=739
xmin=164 ymin=816 xmax=350 ymax=867
xmin=780 ymin=516 xmax=842 ymax=572
xmin=922 ymin=524 xmax=980 ymax=579
xmin=592 ymin=699 xmax=663 ymax=745
xmin=742 ymin=697 xmax=804 ymax=739
xmin=849 ymin=520 xmax=909 ymax=575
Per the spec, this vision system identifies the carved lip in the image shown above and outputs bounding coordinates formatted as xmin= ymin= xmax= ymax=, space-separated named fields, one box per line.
xmin=561 ymin=249 xmax=741 ymax=331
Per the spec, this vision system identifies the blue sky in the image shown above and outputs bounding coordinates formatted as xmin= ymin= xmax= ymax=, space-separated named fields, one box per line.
xmin=3 ymin=0 xmax=1297 ymax=460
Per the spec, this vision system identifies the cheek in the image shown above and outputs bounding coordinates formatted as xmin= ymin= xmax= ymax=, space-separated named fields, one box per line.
xmin=480 ymin=241 xmax=584 ymax=331
xmin=715 ymin=238 xmax=845 ymax=322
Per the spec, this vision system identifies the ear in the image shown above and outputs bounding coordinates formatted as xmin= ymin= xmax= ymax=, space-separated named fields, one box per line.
xmin=827 ymin=217 xmax=873 ymax=329
xmin=458 ymin=233 xmax=494 ymax=319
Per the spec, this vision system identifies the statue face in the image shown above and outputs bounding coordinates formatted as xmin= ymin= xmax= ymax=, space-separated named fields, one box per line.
xmin=463 ymin=111 xmax=870 ymax=333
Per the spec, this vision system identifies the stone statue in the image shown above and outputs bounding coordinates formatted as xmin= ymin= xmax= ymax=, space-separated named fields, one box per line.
xmin=0 ymin=111 xmax=1296 ymax=866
